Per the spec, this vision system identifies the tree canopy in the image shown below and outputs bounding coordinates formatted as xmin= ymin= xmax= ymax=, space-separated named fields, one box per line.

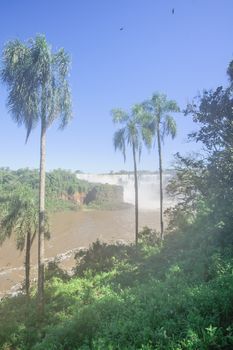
xmin=1 ymin=35 xmax=72 ymax=140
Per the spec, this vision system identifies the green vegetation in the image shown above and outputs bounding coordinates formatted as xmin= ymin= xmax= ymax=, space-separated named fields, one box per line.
xmin=141 ymin=93 xmax=180 ymax=239
xmin=112 ymin=105 xmax=149 ymax=245
xmin=0 ymin=34 xmax=232 ymax=349
xmin=0 ymin=221 xmax=233 ymax=349
xmin=0 ymin=168 xmax=86 ymax=212
xmin=1 ymin=35 xmax=72 ymax=310
xmin=0 ymin=167 xmax=125 ymax=298
xmin=111 ymin=95 xmax=179 ymax=243
xmin=0 ymin=168 xmax=123 ymax=213
xmin=83 ymin=184 xmax=126 ymax=210
xmin=0 ymin=186 xmax=50 ymax=297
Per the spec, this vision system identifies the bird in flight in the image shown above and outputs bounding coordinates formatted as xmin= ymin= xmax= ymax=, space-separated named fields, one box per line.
xmin=120 ymin=27 xmax=124 ymax=31
xmin=172 ymin=8 xmax=175 ymax=14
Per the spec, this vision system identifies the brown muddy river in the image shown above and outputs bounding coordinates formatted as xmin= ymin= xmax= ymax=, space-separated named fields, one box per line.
xmin=0 ymin=208 xmax=160 ymax=298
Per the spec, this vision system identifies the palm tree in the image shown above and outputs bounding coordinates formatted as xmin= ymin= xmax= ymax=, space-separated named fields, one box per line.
xmin=0 ymin=187 xmax=50 ymax=297
xmin=142 ymin=93 xmax=179 ymax=240
xmin=112 ymin=105 xmax=146 ymax=245
xmin=1 ymin=35 xmax=72 ymax=310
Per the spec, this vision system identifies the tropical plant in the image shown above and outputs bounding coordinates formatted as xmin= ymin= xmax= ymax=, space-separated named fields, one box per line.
xmin=1 ymin=35 xmax=72 ymax=310
xmin=112 ymin=105 xmax=146 ymax=244
xmin=182 ymin=60 xmax=233 ymax=244
xmin=142 ymin=93 xmax=179 ymax=239
xmin=0 ymin=187 xmax=50 ymax=297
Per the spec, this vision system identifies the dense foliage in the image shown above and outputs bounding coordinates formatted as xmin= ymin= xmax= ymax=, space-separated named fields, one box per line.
xmin=0 ymin=168 xmax=89 ymax=212
xmin=0 ymin=222 xmax=233 ymax=349
xmin=0 ymin=168 xmax=123 ymax=213
xmin=0 ymin=58 xmax=233 ymax=349
xmin=167 ymin=60 xmax=233 ymax=246
xmin=1 ymin=35 xmax=73 ymax=307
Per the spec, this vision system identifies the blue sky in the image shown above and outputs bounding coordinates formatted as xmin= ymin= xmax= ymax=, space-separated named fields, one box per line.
xmin=0 ymin=0 xmax=232 ymax=173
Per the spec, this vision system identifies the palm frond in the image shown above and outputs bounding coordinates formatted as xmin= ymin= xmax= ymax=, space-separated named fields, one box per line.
xmin=141 ymin=125 xmax=153 ymax=149
xmin=113 ymin=128 xmax=126 ymax=161
xmin=164 ymin=115 xmax=177 ymax=139
xmin=111 ymin=109 xmax=129 ymax=124
xmin=112 ymin=104 xmax=145 ymax=164
xmin=0 ymin=187 xmax=40 ymax=249
xmin=164 ymin=100 xmax=180 ymax=113
xmin=1 ymin=35 xmax=72 ymax=140
xmin=141 ymin=93 xmax=178 ymax=143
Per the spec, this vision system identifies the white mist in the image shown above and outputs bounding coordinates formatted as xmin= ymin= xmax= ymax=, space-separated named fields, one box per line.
xmin=76 ymin=173 xmax=173 ymax=211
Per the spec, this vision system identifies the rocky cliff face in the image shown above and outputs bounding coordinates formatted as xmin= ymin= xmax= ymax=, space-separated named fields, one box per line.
xmin=84 ymin=184 xmax=124 ymax=208
xmin=72 ymin=192 xmax=86 ymax=204
xmin=59 ymin=192 xmax=86 ymax=204
xmin=60 ymin=184 xmax=124 ymax=209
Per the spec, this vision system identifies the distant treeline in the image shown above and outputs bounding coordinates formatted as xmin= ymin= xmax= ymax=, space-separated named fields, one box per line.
xmin=0 ymin=168 xmax=89 ymax=211
xmin=0 ymin=168 xmax=124 ymax=212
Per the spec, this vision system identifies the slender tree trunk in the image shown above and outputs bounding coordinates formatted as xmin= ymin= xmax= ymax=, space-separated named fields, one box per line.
xmin=25 ymin=231 xmax=31 ymax=297
xmin=132 ymin=142 xmax=139 ymax=245
xmin=38 ymin=119 xmax=46 ymax=312
xmin=157 ymin=125 xmax=164 ymax=240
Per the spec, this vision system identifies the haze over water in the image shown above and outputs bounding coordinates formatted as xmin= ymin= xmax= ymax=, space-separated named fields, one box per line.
xmin=77 ymin=173 xmax=173 ymax=210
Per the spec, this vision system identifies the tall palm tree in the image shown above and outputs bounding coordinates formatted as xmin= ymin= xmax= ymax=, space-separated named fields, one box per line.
xmin=112 ymin=105 xmax=146 ymax=245
xmin=1 ymin=35 xmax=72 ymax=310
xmin=0 ymin=187 xmax=50 ymax=297
xmin=142 ymin=93 xmax=179 ymax=240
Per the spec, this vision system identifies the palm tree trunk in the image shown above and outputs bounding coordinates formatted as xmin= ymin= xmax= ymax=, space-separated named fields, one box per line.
xmin=38 ymin=119 xmax=46 ymax=312
xmin=157 ymin=125 xmax=164 ymax=240
xmin=25 ymin=231 xmax=31 ymax=297
xmin=132 ymin=142 xmax=139 ymax=245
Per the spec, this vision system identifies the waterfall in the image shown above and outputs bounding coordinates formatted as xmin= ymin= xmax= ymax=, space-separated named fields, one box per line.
xmin=76 ymin=173 xmax=174 ymax=210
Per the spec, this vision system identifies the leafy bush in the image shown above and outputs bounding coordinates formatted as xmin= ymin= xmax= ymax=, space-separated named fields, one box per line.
xmin=74 ymin=240 xmax=139 ymax=276
xmin=45 ymin=261 xmax=70 ymax=282
xmin=1 ymin=224 xmax=233 ymax=349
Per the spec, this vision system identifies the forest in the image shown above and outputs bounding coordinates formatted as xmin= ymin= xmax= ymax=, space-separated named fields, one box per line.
xmin=0 ymin=31 xmax=232 ymax=349
xmin=0 ymin=167 xmax=124 ymax=212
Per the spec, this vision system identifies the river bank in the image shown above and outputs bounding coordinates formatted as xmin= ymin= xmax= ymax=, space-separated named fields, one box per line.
xmin=0 ymin=208 xmax=160 ymax=298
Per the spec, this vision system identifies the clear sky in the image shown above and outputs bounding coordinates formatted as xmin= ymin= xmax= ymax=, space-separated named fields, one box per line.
xmin=0 ymin=0 xmax=232 ymax=173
